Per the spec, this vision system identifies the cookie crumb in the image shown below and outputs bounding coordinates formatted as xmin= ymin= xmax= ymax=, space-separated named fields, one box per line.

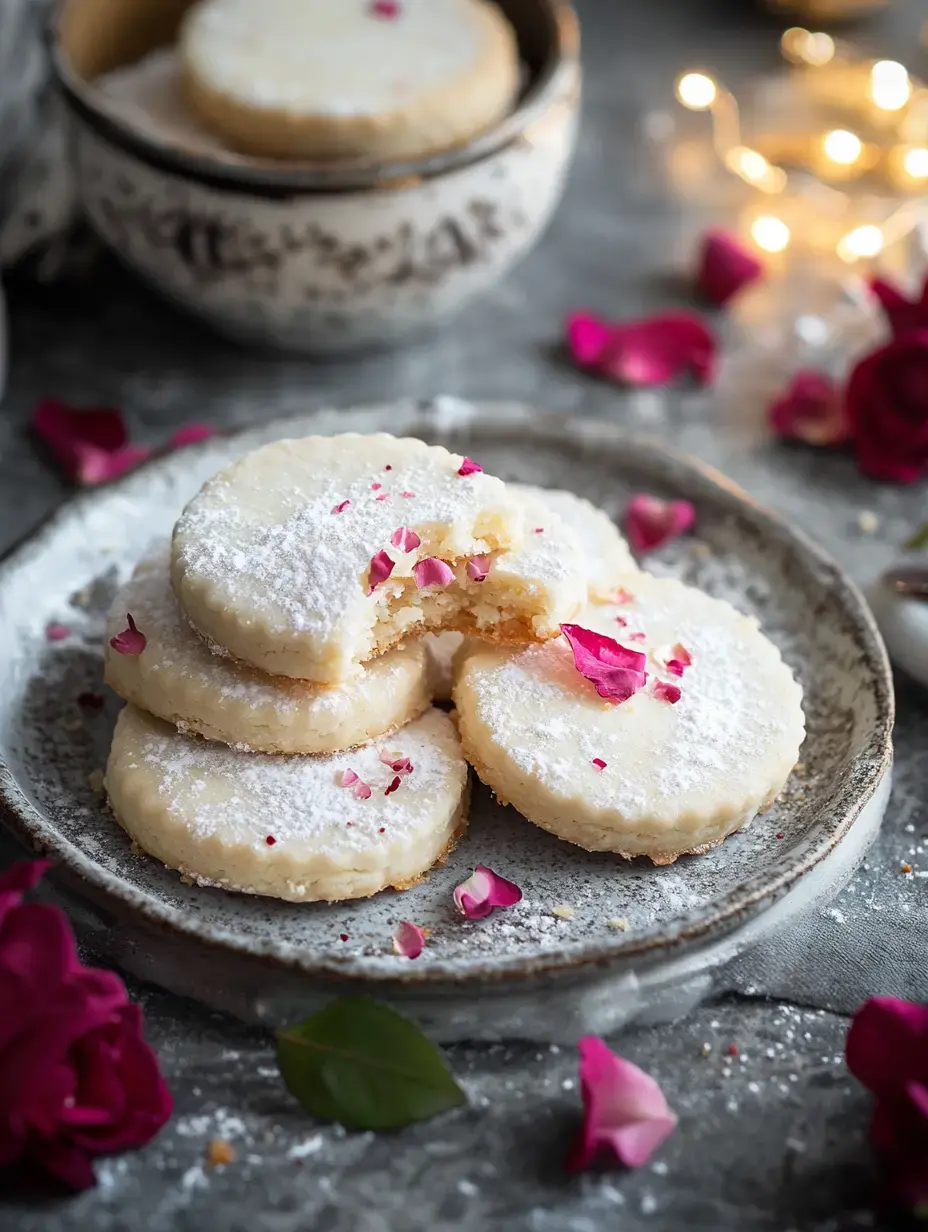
xmin=856 ymin=510 xmax=879 ymax=534
xmin=901 ymin=863 xmax=913 ymax=875
xmin=206 ymin=1138 xmax=236 ymax=1168
xmin=607 ymin=917 xmax=629 ymax=931
xmin=552 ymin=904 xmax=575 ymax=920
xmin=700 ymin=1042 xmax=712 ymax=1056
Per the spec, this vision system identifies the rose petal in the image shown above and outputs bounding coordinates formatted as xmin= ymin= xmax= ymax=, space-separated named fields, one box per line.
xmin=392 ymin=921 xmax=424 ymax=959
xmin=567 ymin=311 xmax=717 ymax=387
xmin=370 ymin=0 xmax=400 ymax=17
xmin=560 ymin=624 xmax=648 ymax=705
xmin=566 ymin=1037 xmax=677 ymax=1172
xmin=768 ymin=371 xmax=850 ymax=447
xmin=592 ymin=758 xmax=607 ymax=771
xmin=371 ymin=483 xmax=382 ymax=491
xmin=109 ymin=614 xmax=146 ymax=656
xmin=665 ymin=660 xmax=685 ymax=677
xmin=401 ymin=491 xmax=416 ymax=499
xmin=391 ymin=527 xmax=421 ymax=553
xmin=846 ymin=331 xmax=928 ymax=484
xmin=46 ymin=623 xmax=71 ymax=642
xmin=331 ymin=500 xmax=351 ymax=514
xmin=413 ymin=558 xmax=454 ymax=590
xmin=375 ymin=493 xmax=390 ymax=501
xmin=379 ymin=751 xmax=413 ymax=775
xmin=868 ymin=273 xmax=928 ymax=338
xmin=466 ymin=554 xmax=491 ymax=583
xmin=453 ymin=865 xmax=522 ymax=919
xmin=671 ymin=643 xmax=691 ymax=668
xmin=614 ymin=587 xmax=634 ymax=605
xmin=368 ymin=550 xmax=395 ymax=594
xmin=457 ymin=458 xmax=483 ymax=476
xmin=76 ymin=444 xmax=153 ymax=486
xmin=624 ymin=495 xmax=695 ymax=553
xmin=614 ymin=616 xmax=627 ymax=627
xmin=353 ymin=781 xmax=372 ymax=801
xmin=337 ymin=769 xmax=359 ymax=787
xmin=384 ymin=776 xmax=402 ymax=796
xmin=628 ymin=632 xmax=646 ymax=642
xmin=696 ymin=229 xmax=764 ymax=307
xmin=166 ymin=424 xmax=215 ymax=450
xmin=653 ymin=680 xmax=681 ymax=704
xmin=846 ymin=997 xmax=928 ymax=1098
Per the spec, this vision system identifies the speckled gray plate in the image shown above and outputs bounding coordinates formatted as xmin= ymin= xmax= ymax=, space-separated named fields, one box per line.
xmin=0 ymin=400 xmax=894 ymax=1041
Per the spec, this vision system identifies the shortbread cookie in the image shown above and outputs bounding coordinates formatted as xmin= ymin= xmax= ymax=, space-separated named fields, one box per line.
xmin=179 ymin=0 xmax=520 ymax=162
xmin=105 ymin=544 xmax=433 ymax=754
xmin=172 ymin=433 xmax=537 ymax=685
xmin=105 ymin=705 xmax=468 ymax=902
xmin=454 ymin=575 xmax=805 ymax=864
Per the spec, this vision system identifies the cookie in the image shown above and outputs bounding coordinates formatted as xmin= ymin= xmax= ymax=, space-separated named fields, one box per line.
xmin=172 ymin=433 xmax=537 ymax=685
xmin=105 ymin=704 xmax=469 ymax=902
xmin=179 ymin=0 xmax=520 ymax=162
xmin=454 ymin=575 xmax=805 ymax=865
xmin=105 ymin=543 xmax=434 ymax=754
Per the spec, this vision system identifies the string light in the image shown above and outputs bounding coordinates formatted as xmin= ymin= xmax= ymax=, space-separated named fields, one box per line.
xmin=869 ymin=60 xmax=911 ymax=112
xmin=676 ymin=73 xmax=717 ymax=111
xmin=823 ymin=129 xmax=862 ymax=165
xmin=751 ymin=216 xmax=791 ymax=253
xmin=903 ymin=147 xmax=928 ymax=179
xmin=837 ymin=224 xmax=884 ymax=262
xmin=781 ymin=27 xmax=835 ymax=67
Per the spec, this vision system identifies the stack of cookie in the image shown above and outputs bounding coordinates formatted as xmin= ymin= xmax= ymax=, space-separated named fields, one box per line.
xmin=103 ymin=432 xmax=805 ymax=902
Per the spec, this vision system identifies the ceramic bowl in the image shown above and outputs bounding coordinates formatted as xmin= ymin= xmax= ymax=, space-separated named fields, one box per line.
xmin=49 ymin=0 xmax=581 ymax=353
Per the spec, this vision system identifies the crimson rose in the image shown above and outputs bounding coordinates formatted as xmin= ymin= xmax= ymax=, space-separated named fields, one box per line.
xmin=0 ymin=860 xmax=172 ymax=1189
xmin=846 ymin=330 xmax=928 ymax=483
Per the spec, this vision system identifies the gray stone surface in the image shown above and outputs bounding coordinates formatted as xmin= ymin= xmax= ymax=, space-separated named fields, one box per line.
xmin=1 ymin=0 xmax=927 ymax=1227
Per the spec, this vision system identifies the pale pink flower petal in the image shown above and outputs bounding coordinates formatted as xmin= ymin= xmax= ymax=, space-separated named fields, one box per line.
xmin=353 ymin=781 xmax=373 ymax=801
xmin=413 ymin=558 xmax=454 ymax=589
xmin=331 ymin=500 xmax=351 ymax=515
xmin=109 ymin=614 xmax=146 ymax=656
xmin=457 ymin=458 xmax=483 ymax=476
xmin=653 ymin=680 xmax=681 ymax=704
xmin=466 ymin=554 xmax=491 ymax=583
xmin=391 ymin=527 xmax=421 ymax=553
xmin=337 ymin=769 xmax=359 ymax=788
xmin=368 ymin=550 xmax=395 ymax=594
xmin=566 ymin=1036 xmax=677 ymax=1172
xmin=696 ymin=229 xmax=764 ymax=307
xmin=46 ymin=623 xmax=72 ymax=642
xmin=767 ymin=371 xmax=850 ymax=447
xmin=453 ymin=865 xmax=522 ymax=919
xmin=560 ymin=624 xmax=648 ymax=705
xmin=392 ymin=921 xmax=424 ymax=959
xmin=625 ymin=495 xmax=695 ymax=553
xmin=166 ymin=424 xmax=215 ymax=450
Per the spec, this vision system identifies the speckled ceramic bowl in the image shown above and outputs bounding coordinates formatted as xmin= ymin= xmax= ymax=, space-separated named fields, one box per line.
xmin=0 ymin=401 xmax=894 ymax=1041
xmin=49 ymin=0 xmax=580 ymax=353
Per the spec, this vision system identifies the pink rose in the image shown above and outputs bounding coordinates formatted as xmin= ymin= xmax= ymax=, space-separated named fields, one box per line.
xmin=0 ymin=861 xmax=172 ymax=1189
xmin=846 ymin=331 xmax=928 ymax=483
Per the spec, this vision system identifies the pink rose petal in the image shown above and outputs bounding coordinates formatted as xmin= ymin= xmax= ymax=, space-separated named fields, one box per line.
xmin=592 ymin=758 xmax=607 ymax=771
xmin=371 ymin=482 xmax=382 ymax=491
xmin=391 ymin=527 xmax=421 ymax=553
xmin=393 ymin=921 xmax=424 ymax=959
xmin=767 ymin=371 xmax=850 ymax=447
xmin=379 ymin=750 xmax=413 ymax=775
xmin=534 ymin=527 xmax=544 ymax=534
xmin=696 ymin=229 xmax=764 ymax=307
xmin=109 ymin=614 xmax=146 ymax=656
xmin=625 ymin=495 xmax=695 ymax=553
xmin=46 ymin=623 xmax=71 ymax=642
xmin=354 ymin=781 xmax=373 ymax=801
xmin=337 ymin=769 xmax=359 ymax=787
xmin=671 ymin=643 xmax=691 ymax=667
xmin=370 ymin=0 xmax=400 ymax=17
xmin=368 ymin=550 xmax=395 ymax=594
xmin=466 ymin=554 xmax=491 ymax=583
xmin=401 ymin=491 xmax=416 ymax=499
xmin=331 ymin=499 xmax=351 ymax=514
xmin=384 ymin=776 xmax=402 ymax=796
xmin=566 ymin=1036 xmax=678 ymax=1172
xmin=665 ymin=660 xmax=685 ymax=677
xmin=614 ymin=588 xmax=634 ymax=605
xmin=653 ymin=680 xmax=681 ymax=704
xmin=566 ymin=311 xmax=717 ymax=387
xmin=628 ymin=632 xmax=646 ymax=643
xmin=375 ymin=493 xmax=390 ymax=501
xmin=453 ymin=865 xmax=522 ymax=919
xmin=615 ymin=616 xmax=628 ymax=627
xmin=32 ymin=398 xmax=154 ymax=486
xmin=413 ymin=558 xmax=454 ymax=589
xmin=560 ymin=624 xmax=648 ymax=705
xmin=457 ymin=458 xmax=483 ymax=476
xmin=166 ymin=424 xmax=215 ymax=450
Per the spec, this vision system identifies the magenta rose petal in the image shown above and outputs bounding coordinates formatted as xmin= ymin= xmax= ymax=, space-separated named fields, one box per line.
xmin=331 ymin=499 xmax=351 ymax=515
xmin=624 ymin=494 xmax=696 ymax=553
xmin=653 ymin=680 xmax=682 ymax=704
xmin=166 ymin=423 xmax=215 ymax=450
xmin=696 ymin=229 xmax=764 ymax=307
xmin=109 ymin=614 xmax=146 ymax=656
xmin=767 ymin=370 xmax=849 ymax=447
xmin=367 ymin=550 xmax=395 ymax=594
xmin=0 ymin=859 xmax=52 ymax=904
xmin=566 ymin=1036 xmax=677 ymax=1172
xmin=391 ymin=527 xmax=421 ymax=553
xmin=466 ymin=554 xmax=491 ymax=583
xmin=370 ymin=0 xmax=400 ymax=16
xmin=846 ymin=996 xmax=928 ymax=1096
xmin=453 ymin=865 xmax=522 ymax=919
xmin=847 ymin=331 xmax=928 ymax=483
xmin=457 ymin=458 xmax=483 ymax=476
xmin=384 ymin=776 xmax=402 ymax=796
xmin=598 ymin=313 xmax=718 ymax=387
xmin=566 ymin=312 xmax=613 ymax=367
xmin=592 ymin=758 xmax=607 ymax=771
xmin=413 ymin=558 xmax=455 ymax=590
xmin=392 ymin=921 xmax=425 ymax=959
xmin=560 ymin=624 xmax=648 ymax=705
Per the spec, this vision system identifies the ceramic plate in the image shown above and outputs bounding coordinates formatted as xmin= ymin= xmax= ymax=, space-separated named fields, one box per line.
xmin=0 ymin=400 xmax=893 ymax=1040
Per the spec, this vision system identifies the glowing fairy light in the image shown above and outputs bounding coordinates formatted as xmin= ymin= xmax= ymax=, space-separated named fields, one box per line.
xmin=903 ymin=147 xmax=928 ymax=179
xmin=676 ymin=73 xmax=717 ymax=111
xmin=781 ymin=27 xmax=835 ymax=67
xmin=837 ymin=224 xmax=884 ymax=262
xmin=869 ymin=61 xmax=911 ymax=112
xmin=823 ymin=129 xmax=863 ymax=165
xmin=751 ymin=216 xmax=791 ymax=253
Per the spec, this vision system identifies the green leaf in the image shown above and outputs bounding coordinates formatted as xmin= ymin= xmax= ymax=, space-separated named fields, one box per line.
xmin=276 ymin=997 xmax=466 ymax=1131
xmin=906 ymin=523 xmax=928 ymax=551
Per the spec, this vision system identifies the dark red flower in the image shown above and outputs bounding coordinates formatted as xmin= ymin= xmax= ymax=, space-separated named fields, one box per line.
xmin=846 ymin=331 xmax=928 ymax=483
xmin=869 ymin=274 xmax=928 ymax=338
xmin=696 ymin=229 xmax=763 ymax=307
xmin=768 ymin=370 xmax=850 ymax=447
xmin=0 ymin=861 xmax=171 ymax=1189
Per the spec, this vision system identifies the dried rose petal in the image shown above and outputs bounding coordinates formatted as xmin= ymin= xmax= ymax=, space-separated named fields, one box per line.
xmin=767 ymin=371 xmax=850 ymax=447
xmin=393 ymin=921 xmax=424 ymax=959
xmin=385 ymin=465 xmax=393 ymax=471
xmin=401 ymin=491 xmax=416 ymax=499
xmin=560 ymin=624 xmax=648 ymax=705
xmin=265 ymin=835 xmax=277 ymax=846
xmin=353 ymin=781 xmax=373 ymax=801
xmin=665 ymin=660 xmax=685 ymax=677
xmin=653 ymin=680 xmax=681 ymax=704
xmin=628 ymin=632 xmax=646 ymax=643
xmin=413 ymin=558 xmax=454 ymax=589
xmin=534 ymin=527 xmax=544 ymax=534
xmin=566 ymin=1036 xmax=678 ymax=1172
xmin=337 ymin=769 xmax=359 ymax=788
xmin=384 ymin=776 xmax=402 ymax=796
xmin=375 ymin=493 xmax=390 ymax=501
xmin=331 ymin=499 xmax=351 ymax=514
xmin=370 ymin=0 xmax=400 ymax=16
xmin=625 ymin=495 xmax=695 ymax=553
xmin=166 ymin=424 xmax=215 ymax=450
xmin=615 ymin=616 xmax=628 ymax=627
xmin=566 ymin=311 xmax=717 ymax=387
xmin=696 ymin=229 xmax=764 ymax=307
xmin=110 ymin=614 xmax=146 ymax=656
xmin=671 ymin=643 xmax=691 ymax=667
xmin=869 ymin=273 xmax=928 ymax=338
xmin=614 ymin=587 xmax=634 ymax=605
xmin=368 ymin=550 xmax=395 ymax=594
xmin=457 ymin=458 xmax=483 ymax=476
xmin=592 ymin=758 xmax=607 ymax=771
xmin=371 ymin=482 xmax=382 ymax=491
xmin=453 ymin=865 xmax=522 ymax=919
xmin=466 ymin=554 xmax=491 ymax=583
xmin=391 ymin=527 xmax=421 ymax=553
xmin=379 ymin=750 xmax=413 ymax=775
xmin=46 ymin=623 xmax=71 ymax=642
xmin=32 ymin=398 xmax=148 ymax=486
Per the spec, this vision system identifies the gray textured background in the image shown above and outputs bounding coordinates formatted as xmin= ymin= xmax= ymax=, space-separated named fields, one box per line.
xmin=2 ymin=0 xmax=928 ymax=1227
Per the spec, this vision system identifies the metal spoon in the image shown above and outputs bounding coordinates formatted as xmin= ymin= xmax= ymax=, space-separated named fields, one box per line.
xmin=881 ymin=565 xmax=928 ymax=601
